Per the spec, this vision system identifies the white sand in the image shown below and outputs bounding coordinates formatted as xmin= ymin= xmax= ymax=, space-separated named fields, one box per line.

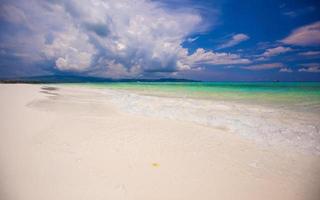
xmin=0 ymin=84 xmax=319 ymax=200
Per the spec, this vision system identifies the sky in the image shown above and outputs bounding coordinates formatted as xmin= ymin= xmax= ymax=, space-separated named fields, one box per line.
xmin=0 ymin=0 xmax=320 ymax=81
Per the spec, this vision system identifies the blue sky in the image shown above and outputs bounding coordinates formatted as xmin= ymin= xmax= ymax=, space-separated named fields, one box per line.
xmin=0 ymin=0 xmax=320 ymax=81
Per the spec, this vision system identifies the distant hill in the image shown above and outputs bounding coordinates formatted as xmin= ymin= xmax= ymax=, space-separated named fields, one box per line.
xmin=0 ymin=75 xmax=200 ymax=84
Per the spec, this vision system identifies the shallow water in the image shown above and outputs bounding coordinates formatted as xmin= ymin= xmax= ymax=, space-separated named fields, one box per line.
xmin=81 ymin=82 xmax=320 ymax=113
xmin=65 ymin=82 xmax=320 ymax=154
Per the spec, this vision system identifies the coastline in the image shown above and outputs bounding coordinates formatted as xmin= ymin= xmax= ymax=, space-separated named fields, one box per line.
xmin=71 ymin=83 xmax=320 ymax=155
xmin=0 ymin=84 xmax=320 ymax=200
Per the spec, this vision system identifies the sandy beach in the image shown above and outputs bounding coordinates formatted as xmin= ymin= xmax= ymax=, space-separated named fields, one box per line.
xmin=0 ymin=84 xmax=320 ymax=200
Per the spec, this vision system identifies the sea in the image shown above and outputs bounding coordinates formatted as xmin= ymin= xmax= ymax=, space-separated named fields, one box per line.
xmin=72 ymin=82 xmax=320 ymax=154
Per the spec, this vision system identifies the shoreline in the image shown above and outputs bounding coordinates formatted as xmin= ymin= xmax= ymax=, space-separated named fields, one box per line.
xmin=0 ymin=84 xmax=320 ymax=200
xmin=62 ymin=82 xmax=320 ymax=114
xmin=63 ymin=83 xmax=320 ymax=155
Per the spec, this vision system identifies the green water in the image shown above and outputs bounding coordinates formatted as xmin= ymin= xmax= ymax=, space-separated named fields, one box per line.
xmin=71 ymin=82 xmax=320 ymax=112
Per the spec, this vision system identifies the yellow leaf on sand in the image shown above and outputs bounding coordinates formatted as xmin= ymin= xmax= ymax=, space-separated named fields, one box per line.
xmin=152 ymin=163 xmax=160 ymax=167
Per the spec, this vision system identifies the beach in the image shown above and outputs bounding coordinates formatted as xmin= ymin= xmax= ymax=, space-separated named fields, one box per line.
xmin=0 ymin=83 xmax=320 ymax=200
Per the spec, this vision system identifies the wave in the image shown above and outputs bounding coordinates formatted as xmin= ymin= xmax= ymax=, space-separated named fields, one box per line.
xmin=103 ymin=88 xmax=320 ymax=155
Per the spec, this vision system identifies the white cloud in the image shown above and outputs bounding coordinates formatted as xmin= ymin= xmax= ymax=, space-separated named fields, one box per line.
xmin=0 ymin=0 xmax=250 ymax=77
xmin=282 ymin=7 xmax=315 ymax=18
xmin=299 ymin=67 xmax=320 ymax=73
xmin=242 ymin=63 xmax=284 ymax=71
xmin=43 ymin=27 xmax=96 ymax=71
xmin=218 ymin=33 xmax=250 ymax=49
xmin=283 ymin=11 xmax=298 ymax=18
xmin=282 ymin=21 xmax=320 ymax=46
xmin=299 ymin=51 xmax=320 ymax=57
xmin=186 ymin=36 xmax=199 ymax=43
xmin=261 ymin=46 xmax=292 ymax=57
xmin=0 ymin=4 xmax=27 ymax=24
xmin=180 ymin=48 xmax=251 ymax=67
xmin=279 ymin=68 xmax=293 ymax=73
xmin=298 ymin=63 xmax=320 ymax=73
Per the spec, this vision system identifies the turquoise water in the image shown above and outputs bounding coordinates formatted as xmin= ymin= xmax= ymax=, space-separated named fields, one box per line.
xmin=64 ymin=82 xmax=320 ymax=153
xmin=72 ymin=82 xmax=320 ymax=112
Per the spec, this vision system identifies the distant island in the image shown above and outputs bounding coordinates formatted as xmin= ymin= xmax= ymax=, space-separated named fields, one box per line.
xmin=0 ymin=75 xmax=200 ymax=84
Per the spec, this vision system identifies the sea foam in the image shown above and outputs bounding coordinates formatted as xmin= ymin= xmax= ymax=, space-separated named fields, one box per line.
xmin=104 ymin=89 xmax=320 ymax=155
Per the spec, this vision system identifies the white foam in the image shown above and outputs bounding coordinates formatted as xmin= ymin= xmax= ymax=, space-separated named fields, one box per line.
xmin=104 ymin=89 xmax=320 ymax=155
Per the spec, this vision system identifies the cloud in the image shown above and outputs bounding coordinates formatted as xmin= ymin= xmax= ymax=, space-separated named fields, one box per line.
xmin=218 ymin=33 xmax=249 ymax=49
xmin=43 ymin=26 xmax=96 ymax=71
xmin=0 ymin=0 xmax=250 ymax=78
xmin=261 ymin=46 xmax=292 ymax=57
xmin=186 ymin=36 xmax=199 ymax=43
xmin=282 ymin=6 xmax=316 ymax=18
xmin=282 ymin=7 xmax=315 ymax=18
xmin=282 ymin=21 xmax=320 ymax=46
xmin=0 ymin=4 xmax=27 ymax=24
xmin=283 ymin=11 xmax=298 ymax=18
xmin=180 ymin=48 xmax=251 ymax=67
xmin=299 ymin=67 xmax=320 ymax=73
xmin=242 ymin=63 xmax=284 ymax=71
xmin=299 ymin=51 xmax=320 ymax=57
xmin=279 ymin=68 xmax=293 ymax=73
xmin=298 ymin=63 xmax=320 ymax=73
